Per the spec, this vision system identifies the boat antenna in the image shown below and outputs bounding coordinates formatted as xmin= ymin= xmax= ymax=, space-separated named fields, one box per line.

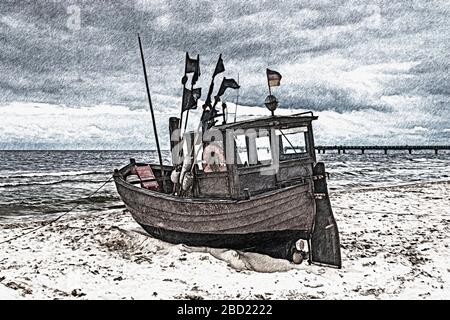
xmin=137 ymin=34 xmax=165 ymax=190
xmin=233 ymin=73 xmax=239 ymax=123
xmin=180 ymin=66 xmax=187 ymax=139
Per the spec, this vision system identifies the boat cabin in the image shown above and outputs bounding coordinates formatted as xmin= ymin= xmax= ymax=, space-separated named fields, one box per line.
xmin=179 ymin=112 xmax=318 ymax=200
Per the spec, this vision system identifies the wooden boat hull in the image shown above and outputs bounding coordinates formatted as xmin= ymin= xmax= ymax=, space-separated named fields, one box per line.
xmin=113 ymin=162 xmax=341 ymax=266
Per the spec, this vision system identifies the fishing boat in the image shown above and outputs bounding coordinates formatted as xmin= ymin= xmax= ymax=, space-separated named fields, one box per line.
xmin=113 ymin=36 xmax=342 ymax=268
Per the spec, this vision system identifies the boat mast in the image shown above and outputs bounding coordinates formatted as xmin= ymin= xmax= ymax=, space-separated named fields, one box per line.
xmin=233 ymin=73 xmax=239 ymax=123
xmin=183 ymin=55 xmax=199 ymax=132
xmin=137 ymin=34 xmax=165 ymax=190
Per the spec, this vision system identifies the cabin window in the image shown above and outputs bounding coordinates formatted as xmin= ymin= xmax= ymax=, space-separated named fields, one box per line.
xmin=201 ymin=129 xmax=228 ymax=173
xmin=202 ymin=141 xmax=227 ymax=172
xmin=255 ymin=135 xmax=272 ymax=163
xmin=276 ymin=127 xmax=309 ymax=158
xmin=235 ymin=134 xmax=248 ymax=165
xmin=234 ymin=130 xmax=276 ymax=166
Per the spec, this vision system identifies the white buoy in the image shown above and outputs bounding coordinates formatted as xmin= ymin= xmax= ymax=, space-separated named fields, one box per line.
xmin=170 ymin=170 xmax=180 ymax=184
xmin=296 ymin=239 xmax=306 ymax=251
xmin=182 ymin=172 xmax=194 ymax=191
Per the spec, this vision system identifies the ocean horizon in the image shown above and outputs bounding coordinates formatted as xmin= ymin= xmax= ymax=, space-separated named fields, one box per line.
xmin=0 ymin=150 xmax=448 ymax=220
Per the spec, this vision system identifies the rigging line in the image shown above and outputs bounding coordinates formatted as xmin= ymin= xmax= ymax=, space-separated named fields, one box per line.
xmin=0 ymin=176 xmax=114 ymax=246
xmin=279 ymin=129 xmax=298 ymax=154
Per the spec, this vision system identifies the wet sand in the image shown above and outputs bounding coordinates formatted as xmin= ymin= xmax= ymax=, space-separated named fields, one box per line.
xmin=0 ymin=181 xmax=449 ymax=299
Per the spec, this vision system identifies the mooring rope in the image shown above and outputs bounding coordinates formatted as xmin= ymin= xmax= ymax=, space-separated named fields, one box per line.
xmin=330 ymin=178 xmax=450 ymax=194
xmin=333 ymin=205 xmax=415 ymax=216
xmin=0 ymin=175 xmax=114 ymax=245
xmin=330 ymin=178 xmax=449 ymax=217
xmin=332 ymin=204 xmax=450 ymax=218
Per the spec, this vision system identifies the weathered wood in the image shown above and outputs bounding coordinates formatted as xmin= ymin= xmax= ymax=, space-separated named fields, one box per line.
xmin=113 ymin=111 xmax=342 ymax=266
xmin=310 ymin=162 xmax=342 ymax=268
xmin=224 ymin=130 xmax=241 ymax=199
xmin=239 ymin=171 xmax=276 ymax=195
xmin=169 ymin=117 xmax=181 ymax=165
xmin=307 ymin=123 xmax=316 ymax=162
xmin=216 ymin=114 xmax=317 ymax=131
xmin=196 ymin=172 xmax=229 ymax=198
xmin=115 ymin=174 xmax=315 ymax=234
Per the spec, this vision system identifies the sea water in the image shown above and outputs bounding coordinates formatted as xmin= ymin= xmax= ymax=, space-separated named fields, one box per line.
xmin=0 ymin=150 xmax=448 ymax=219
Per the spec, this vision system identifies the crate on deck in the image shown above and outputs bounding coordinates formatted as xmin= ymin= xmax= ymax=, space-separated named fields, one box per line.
xmin=132 ymin=165 xmax=159 ymax=191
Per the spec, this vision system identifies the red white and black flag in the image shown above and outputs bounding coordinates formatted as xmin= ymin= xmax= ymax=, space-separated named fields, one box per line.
xmin=266 ymin=68 xmax=282 ymax=87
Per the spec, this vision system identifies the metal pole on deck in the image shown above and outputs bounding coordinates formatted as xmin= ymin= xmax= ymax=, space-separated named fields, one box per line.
xmin=233 ymin=73 xmax=239 ymax=123
xmin=137 ymin=34 xmax=165 ymax=190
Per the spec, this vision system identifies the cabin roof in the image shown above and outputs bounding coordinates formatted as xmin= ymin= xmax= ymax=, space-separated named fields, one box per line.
xmin=215 ymin=112 xmax=318 ymax=131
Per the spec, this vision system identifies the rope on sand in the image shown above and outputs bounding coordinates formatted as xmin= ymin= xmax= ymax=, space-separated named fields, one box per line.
xmin=333 ymin=205 xmax=415 ymax=216
xmin=332 ymin=205 xmax=449 ymax=218
xmin=0 ymin=176 xmax=114 ymax=245
xmin=331 ymin=178 xmax=450 ymax=194
xmin=332 ymin=179 xmax=449 ymax=217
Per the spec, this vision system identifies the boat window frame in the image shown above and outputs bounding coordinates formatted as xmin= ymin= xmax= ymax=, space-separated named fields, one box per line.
xmin=222 ymin=119 xmax=317 ymax=168
xmin=277 ymin=126 xmax=311 ymax=161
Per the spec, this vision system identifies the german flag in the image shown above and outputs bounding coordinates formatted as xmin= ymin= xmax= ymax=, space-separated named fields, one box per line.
xmin=266 ymin=68 xmax=282 ymax=87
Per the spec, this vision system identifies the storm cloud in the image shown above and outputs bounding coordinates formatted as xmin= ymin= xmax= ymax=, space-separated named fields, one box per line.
xmin=0 ymin=0 xmax=449 ymax=148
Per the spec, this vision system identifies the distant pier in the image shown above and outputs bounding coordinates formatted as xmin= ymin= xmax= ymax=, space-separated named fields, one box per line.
xmin=313 ymin=145 xmax=450 ymax=155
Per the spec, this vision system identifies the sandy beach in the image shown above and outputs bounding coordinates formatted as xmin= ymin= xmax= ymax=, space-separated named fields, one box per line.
xmin=0 ymin=180 xmax=449 ymax=300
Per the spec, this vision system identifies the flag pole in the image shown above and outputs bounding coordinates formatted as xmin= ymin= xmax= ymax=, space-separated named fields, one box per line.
xmin=183 ymin=80 xmax=194 ymax=132
xmin=233 ymin=73 xmax=239 ymax=123
xmin=184 ymin=54 xmax=199 ymax=132
xmin=180 ymin=53 xmax=189 ymax=139
xmin=267 ymin=78 xmax=272 ymax=96
xmin=137 ymin=34 xmax=165 ymax=190
xmin=199 ymin=72 xmax=217 ymax=137
xmin=183 ymin=106 xmax=190 ymax=131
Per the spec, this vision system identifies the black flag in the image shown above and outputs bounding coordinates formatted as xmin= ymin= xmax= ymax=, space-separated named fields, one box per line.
xmin=185 ymin=53 xmax=200 ymax=83
xmin=182 ymin=87 xmax=202 ymax=111
xmin=213 ymin=54 xmax=225 ymax=77
xmin=217 ymin=77 xmax=240 ymax=97
xmin=192 ymin=54 xmax=200 ymax=85
xmin=185 ymin=53 xmax=199 ymax=73
xmin=204 ymin=54 xmax=226 ymax=107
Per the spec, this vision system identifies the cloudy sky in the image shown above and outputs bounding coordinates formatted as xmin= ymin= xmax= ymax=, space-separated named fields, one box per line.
xmin=0 ymin=0 xmax=449 ymax=149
